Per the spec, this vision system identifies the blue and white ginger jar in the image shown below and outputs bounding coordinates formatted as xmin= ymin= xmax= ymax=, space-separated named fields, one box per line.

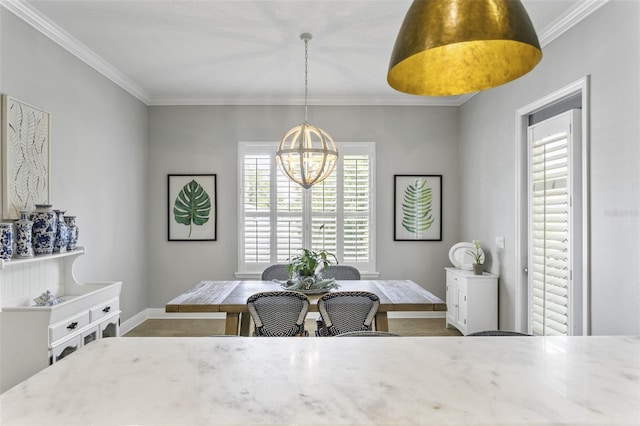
xmin=0 ymin=223 xmax=14 ymax=260
xmin=15 ymin=211 xmax=34 ymax=257
xmin=64 ymin=216 xmax=79 ymax=251
xmin=30 ymin=204 xmax=57 ymax=255
xmin=53 ymin=210 xmax=69 ymax=253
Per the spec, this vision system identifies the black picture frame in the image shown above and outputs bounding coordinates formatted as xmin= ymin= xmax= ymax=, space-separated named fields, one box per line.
xmin=168 ymin=174 xmax=217 ymax=241
xmin=394 ymin=174 xmax=442 ymax=241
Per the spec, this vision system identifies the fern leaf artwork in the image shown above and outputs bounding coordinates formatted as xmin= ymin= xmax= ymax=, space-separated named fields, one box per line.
xmin=173 ymin=179 xmax=212 ymax=238
xmin=401 ymin=178 xmax=434 ymax=235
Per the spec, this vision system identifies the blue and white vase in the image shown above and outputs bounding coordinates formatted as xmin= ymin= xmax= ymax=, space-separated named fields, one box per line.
xmin=0 ymin=223 xmax=14 ymax=260
xmin=30 ymin=204 xmax=57 ymax=255
xmin=53 ymin=210 xmax=69 ymax=253
xmin=14 ymin=211 xmax=34 ymax=257
xmin=64 ymin=216 xmax=79 ymax=251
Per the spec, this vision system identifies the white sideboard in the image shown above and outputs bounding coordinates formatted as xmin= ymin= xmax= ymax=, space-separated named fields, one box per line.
xmin=445 ymin=267 xmax=498 ymax=335
xmin=0 ymin=248 xmax=121 ymax=392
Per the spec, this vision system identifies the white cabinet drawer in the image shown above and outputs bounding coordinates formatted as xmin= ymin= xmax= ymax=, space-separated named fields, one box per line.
xmin=446 ymin=271 xmax=464 ymax=287
xmin=51 ymin=335 xmax=82 ymax=364
xmin=49 ymin=311 xmax=90 ymax=343
xmin=90 ymin=298 xmax=120 ymax=322
xmin=99 ymin=314 xmax=120 ymax=338
xmin=82 ymin=325 xmax=99 ymax=346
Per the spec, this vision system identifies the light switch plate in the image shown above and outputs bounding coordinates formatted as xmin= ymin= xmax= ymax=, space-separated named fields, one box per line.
xmin=495 ymin=236 xmax=505 ymax=249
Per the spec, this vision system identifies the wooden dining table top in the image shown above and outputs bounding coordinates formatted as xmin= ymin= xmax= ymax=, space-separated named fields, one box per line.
xmin=165 ymin=279 xmax=446 ymax=313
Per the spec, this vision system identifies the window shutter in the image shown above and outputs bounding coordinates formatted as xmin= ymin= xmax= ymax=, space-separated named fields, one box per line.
xmin=276 ymin=168 xmax=303 ymax=262
xmin=311 ymin=172 xmax=337 ymax=253
xmin=343 ymin=156 xmax=370 ymax=263
xmin=529 ymin=120 xmax=570 ymax=336
xmin=243 ymin=155 xmax=271 ymax=263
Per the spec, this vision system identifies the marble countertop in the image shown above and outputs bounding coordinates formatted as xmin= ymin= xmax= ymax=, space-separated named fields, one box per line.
xmin=1 ymin=336 xmax=638 ymax=425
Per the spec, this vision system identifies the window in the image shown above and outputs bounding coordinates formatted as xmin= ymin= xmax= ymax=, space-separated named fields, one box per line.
xmin=238 ymin=142 xmax=375 ymax=276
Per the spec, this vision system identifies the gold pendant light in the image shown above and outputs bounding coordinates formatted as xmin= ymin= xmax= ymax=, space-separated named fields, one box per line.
xmin=276 ymin=33 xmax=338 ymax=189
xmin=387 ymin=0 xmax=542 ymax=96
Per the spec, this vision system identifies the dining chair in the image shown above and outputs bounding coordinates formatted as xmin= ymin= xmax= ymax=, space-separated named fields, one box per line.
xmin=246 ymin=291 xmax=310 ymax=336
xmin=335 ymin=331 xmax=399 ymax=337
xmin=261 ymin=264 xmax=290 ymax=281
xmin=315 ymin=265 xmax=361 ymax=332
xmin=467 ymin=330 xmax=532 ymax=336
xmin=316 ymin=291 xmax=380 ymax=336
xmin=321 ymin=265 xmax=361 ymax=280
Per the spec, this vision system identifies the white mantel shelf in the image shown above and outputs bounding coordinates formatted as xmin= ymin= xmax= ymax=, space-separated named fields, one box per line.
xmin=1 ymin=336 xmax=638 ymax=425
xmin=0 ymin=247 xmax=85 ymax=270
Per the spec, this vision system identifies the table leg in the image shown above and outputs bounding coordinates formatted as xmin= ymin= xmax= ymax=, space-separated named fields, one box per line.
xmin=239 ymin=313 xmax=251 ymax=336
xmin=225 ymin=313 xmax=240 ymax=335
xmin=375 ymin=312 xmax=389 ymax=332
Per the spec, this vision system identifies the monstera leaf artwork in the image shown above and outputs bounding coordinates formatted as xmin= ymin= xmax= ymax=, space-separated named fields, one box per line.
xmin=401 ymin=178 xmax=434 ymax=234
xmin=168 ymin=174 xmax=217 ymax=241
xmin=173 ymin=180 xmax=211 ymax=237
xmin=394 ymin=175 xmax=442 ymax=241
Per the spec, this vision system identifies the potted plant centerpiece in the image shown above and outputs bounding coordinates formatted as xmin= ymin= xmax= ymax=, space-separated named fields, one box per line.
xmin=467 ymin=240 xmax=485 ymax=275
xmin=282 ymin=249 xmax=340 ymax=293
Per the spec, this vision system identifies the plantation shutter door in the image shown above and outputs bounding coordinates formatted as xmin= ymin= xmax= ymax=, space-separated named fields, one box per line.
xmin=528 ymin=111 xmax=576 ymax=336
xmin=243 ymin=155 xmax=271 ymax=264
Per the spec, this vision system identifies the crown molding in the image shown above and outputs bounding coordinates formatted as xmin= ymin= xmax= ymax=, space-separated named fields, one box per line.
xmin=538 ymin=0 xmax=610 ymax=48
xmin=148 ymin=94 xmax=464 ymax=107
xmin=1 ymin=0 xmax=151 ymax=105
xmin=3 ymin=0 xmax=609 ymax=107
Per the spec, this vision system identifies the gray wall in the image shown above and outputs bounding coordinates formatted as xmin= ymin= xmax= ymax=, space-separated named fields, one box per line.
xmin=0 ymin=10 xmax=149 ymax=321
xmin=148 ymin=105 xmax=460 ymax=307
xmin=458 ymin=1 xmax=640 ymax=334
xmin=3 ymin=1 xmax=638 ymax=335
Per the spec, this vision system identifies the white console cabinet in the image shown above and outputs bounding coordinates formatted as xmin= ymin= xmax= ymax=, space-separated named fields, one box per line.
xmin=445 ymin=267 xmax=497 ymax=336
xmin=0 ymin=248 xmax=121 ymax=392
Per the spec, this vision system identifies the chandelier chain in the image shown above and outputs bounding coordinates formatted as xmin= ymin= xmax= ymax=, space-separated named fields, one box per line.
xmin=304 ymin=37 xmax=309 ymax=122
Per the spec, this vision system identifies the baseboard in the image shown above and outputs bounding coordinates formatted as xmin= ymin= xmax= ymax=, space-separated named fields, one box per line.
xmin=121 ymin=308 xmax=444 ymax=334
xmin=119 ymin=310 xmax=149 ymax=336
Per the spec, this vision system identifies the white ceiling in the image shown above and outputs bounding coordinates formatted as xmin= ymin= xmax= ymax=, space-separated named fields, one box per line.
xmin=9 ymin=0 xmax=601 ymax=106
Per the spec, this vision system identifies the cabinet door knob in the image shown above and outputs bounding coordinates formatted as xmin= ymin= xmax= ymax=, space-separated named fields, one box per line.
xmin=102 ymin=306 xmax=111 ymax=313
xmin=66 ymin=322 xmax=78 ymax=330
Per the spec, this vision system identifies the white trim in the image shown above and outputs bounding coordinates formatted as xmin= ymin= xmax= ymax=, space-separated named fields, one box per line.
xmin=1 ymin=0 xmax=151 ymax=105
xmin=118 ymin=309 xmax=148 ymax=336
xmin=537 ymin=0 xmax=610 ymax=48
xmin=514 ymin=76 xmax=590 ymax=335
xmin=148 ymin=95 xmax=464 ymax=107
xmin=1 ymin=0 xmax=606 ymax=107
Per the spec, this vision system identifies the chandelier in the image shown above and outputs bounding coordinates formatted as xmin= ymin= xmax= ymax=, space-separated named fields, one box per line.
xmin=276 ymin=33 xmax=338 ymax=189
xmin=387 ymin=0 xmax=542 ymax=96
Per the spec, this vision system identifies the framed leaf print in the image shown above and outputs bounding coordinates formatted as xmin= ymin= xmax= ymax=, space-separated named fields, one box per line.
xmin=168 ymin=174 xmax=217 ymax=241
xmin=2 ymin=95 xmax=51 ymax=220
xmin=394 ymin=175 xmax=442 ymax=241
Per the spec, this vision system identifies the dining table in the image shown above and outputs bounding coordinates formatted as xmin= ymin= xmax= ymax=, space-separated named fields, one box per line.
xmin=2 ymin=335 xmax=638 ymax=425
xmin=165 ymin=279 xmax=446 ymax=335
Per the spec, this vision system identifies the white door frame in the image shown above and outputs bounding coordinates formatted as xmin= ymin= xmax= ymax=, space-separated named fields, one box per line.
xmin=514 ymin=76 xmax=591 ymax=334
